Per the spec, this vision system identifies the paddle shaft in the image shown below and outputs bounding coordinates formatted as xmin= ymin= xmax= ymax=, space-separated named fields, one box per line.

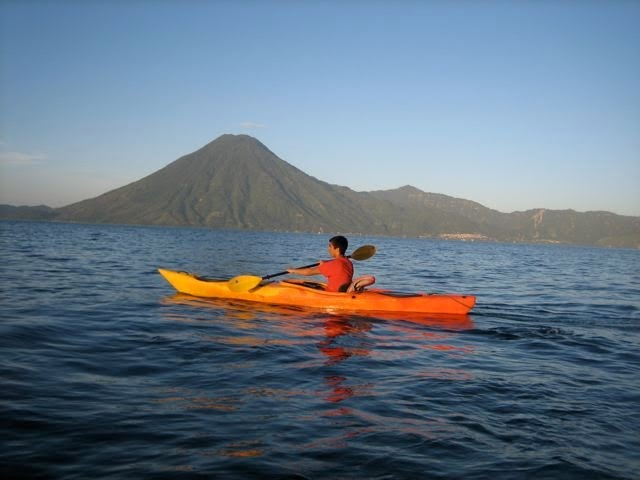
xmin=265 ymin=251 xmax=360 ymax=280
xmin=264 ymin=262 xmax=320 ymax=281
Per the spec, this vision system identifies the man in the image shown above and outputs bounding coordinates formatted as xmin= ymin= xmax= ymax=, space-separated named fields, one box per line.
xmin=287 ymin=236 xmax=354 ymax=292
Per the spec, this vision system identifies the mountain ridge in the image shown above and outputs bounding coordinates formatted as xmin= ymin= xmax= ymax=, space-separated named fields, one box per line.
xmin=2 ymin=134 xmax=639 ymax=248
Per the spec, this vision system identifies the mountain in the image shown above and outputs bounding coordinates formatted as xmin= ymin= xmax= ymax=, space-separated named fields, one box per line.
xmin=0 ymin=204 xmax=57 ymax=221
xmin=3 ymin=134 xmax=639 ymax=248
xmin=55 ymin=134 xmax=395 ymax=233
xmin=369 ymin=187 xmax=640 ymax=247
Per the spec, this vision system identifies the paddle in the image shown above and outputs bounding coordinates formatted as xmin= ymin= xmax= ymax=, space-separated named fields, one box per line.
xmin=228 ymin=244 xmax=376 ymax=292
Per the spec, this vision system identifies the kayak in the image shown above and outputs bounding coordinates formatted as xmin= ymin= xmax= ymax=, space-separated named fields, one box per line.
xmin=158 ymin=268 xmax=476 ymax=315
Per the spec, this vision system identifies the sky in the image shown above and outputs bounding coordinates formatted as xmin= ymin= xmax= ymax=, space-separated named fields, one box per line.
xmin=1 ymin=0 xmax=639 ymax=216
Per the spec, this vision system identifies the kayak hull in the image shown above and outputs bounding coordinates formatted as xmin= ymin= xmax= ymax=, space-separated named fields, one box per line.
xmin=158 ymin=269 xmax=476 ymax=315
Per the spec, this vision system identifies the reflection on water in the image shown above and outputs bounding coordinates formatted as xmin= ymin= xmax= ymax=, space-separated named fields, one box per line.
xmin=154 ymin=387 xmax=239 ymax=412
xmin=162 ymin=294 xmax=475 ymax=368
xmin=318 ymin=317 xmax=372 ymax=366
xmin=160 ymin=292 xmax=477 ymax=458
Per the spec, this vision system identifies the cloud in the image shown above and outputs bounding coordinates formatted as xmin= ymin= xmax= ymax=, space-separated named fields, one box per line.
xmin=239 ymin=122 xmax=266 ymax=129
xmin=0 ymin=151 xmax=46 ymax=166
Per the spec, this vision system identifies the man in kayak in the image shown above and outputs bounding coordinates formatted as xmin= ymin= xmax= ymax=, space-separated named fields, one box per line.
xmin=287 ymin=235 xmax=354 ymax=292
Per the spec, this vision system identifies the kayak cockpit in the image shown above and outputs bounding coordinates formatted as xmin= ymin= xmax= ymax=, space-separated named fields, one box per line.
xmin=281 ymin=275 xmax=376 ymax=293
xmin=281 ymin=279 xmax=327 ymax=290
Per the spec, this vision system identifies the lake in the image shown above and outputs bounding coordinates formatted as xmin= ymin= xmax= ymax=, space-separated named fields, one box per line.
xmin=1 ymin=221 xmax=639 ymax=479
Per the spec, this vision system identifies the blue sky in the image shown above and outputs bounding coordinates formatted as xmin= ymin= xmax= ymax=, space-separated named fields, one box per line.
xmin=1 ymin=0 xmax=639 ymax=215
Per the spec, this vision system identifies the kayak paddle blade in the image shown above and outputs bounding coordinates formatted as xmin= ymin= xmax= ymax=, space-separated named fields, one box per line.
xmin=228 ymin=275 xmax=262 ymax=292
xmin=350 ymin=244 xmax=376 ymax=261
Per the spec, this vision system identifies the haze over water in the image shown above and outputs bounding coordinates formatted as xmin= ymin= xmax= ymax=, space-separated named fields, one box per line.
xmin=1 ymin=221 xmax=639 ymax=479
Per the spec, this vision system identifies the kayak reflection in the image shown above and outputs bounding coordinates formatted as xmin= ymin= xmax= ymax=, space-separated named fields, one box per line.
xmin=162 ymin=292 xmax=475 ymax=364
xmin=318 ymin=316 xmax=372 ymax=366
xmin=161 ymin=294 xmax=476 ymax=406
xmin=162 ymin=293 xmax=474 ymax=329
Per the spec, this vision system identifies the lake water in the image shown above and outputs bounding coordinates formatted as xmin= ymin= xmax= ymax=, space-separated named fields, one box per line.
xmin=1 ymin=221 xmax=639 ymax=479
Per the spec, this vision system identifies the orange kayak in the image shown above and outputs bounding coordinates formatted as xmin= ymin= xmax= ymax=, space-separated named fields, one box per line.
xmin=158 ymin=268 xmax=476 ymax=315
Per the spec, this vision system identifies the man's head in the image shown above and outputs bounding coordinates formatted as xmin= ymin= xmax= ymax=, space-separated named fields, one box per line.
xmin=329 ymin=235 xmax=348 ymax=256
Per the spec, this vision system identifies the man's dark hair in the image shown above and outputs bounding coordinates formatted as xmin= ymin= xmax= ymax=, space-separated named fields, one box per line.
xmin=330 ymin=235 xmax=348 ymax=255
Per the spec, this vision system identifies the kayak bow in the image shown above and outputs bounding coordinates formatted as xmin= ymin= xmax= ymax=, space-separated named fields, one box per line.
xmin=158 ymin=268 xmax=476 ymax=315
